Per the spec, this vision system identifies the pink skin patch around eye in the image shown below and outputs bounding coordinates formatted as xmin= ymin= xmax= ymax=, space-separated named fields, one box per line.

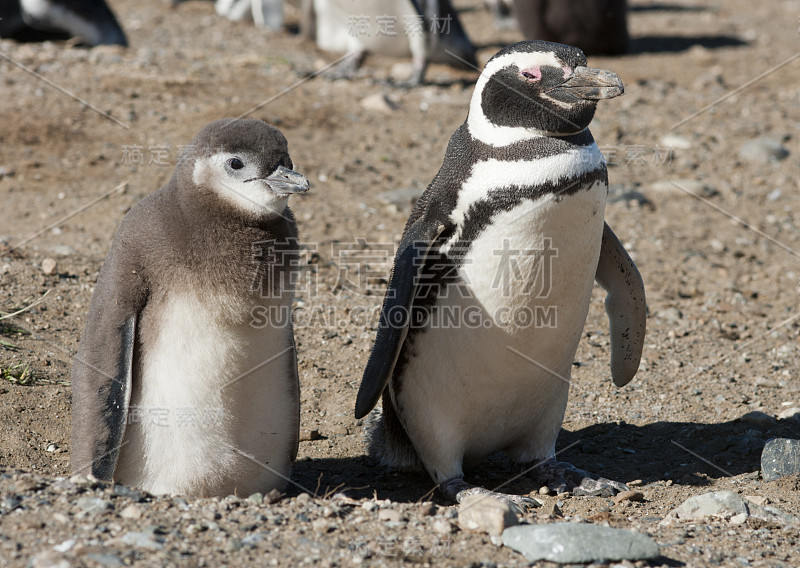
xmin=521 ymin=67 xmax=541 ymax=81
xmin=562 ymin=66 xmax=573 ymax=79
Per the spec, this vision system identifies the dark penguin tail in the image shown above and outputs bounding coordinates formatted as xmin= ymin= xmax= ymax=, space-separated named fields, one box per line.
xmin=364 ymin=395 xmax=423 ymax=471
xmin=21 ymin=0 xmax=128 ymax=46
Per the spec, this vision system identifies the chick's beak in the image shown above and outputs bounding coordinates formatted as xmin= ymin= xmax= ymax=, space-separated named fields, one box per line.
xmin=265 ymin=165 xmax=310 ymax=195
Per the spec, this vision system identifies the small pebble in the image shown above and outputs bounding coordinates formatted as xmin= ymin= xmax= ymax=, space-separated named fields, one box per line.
xmin=85 ymin=553 xmax=124 ymax=568
xmin=247 ymin=492 xmax=264 ymax=505
xmin=378 ymin=508 xmax=402 ymax=523
xmin=738 ymin=137 xmax=789 ymax=163
xmin=312 ymin=518 xmax=333 ymax=533
xmin=418 ymin=502 xmax=436 ymax=516
xmin=120 ymin=504 xmax=142 ymax=520
xmin=360 ymin=93 xmax=398 ymax=113
xmin=299 ymin=429 xmax=321 ymax=442
xmin=41 ymin=258 xmax=57 ymax=275
xmin=538 ymin=486 xmax=550 ymax=495
xmin=76 ymin=496 xmax=112 ymax=515
xmin=113 ymin=485 xmax=144 ymax=502
xmin=432 ymin=518 xmax=454 ymax=535
xmin=745 ymin=495 xmax=768 ymax=506
xmin=119 ymin=530 xmax=163 ymax=550
xmin=614 ymin=491 xmax=645 ymax=504
xmin=361 ymin=501 xmax=378 ymax=512
xmin=265 ymin=488 xmax=283 ymax=504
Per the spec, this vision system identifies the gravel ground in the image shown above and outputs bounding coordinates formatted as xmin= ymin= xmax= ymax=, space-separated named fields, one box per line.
xmin=1 ymin=0 xmax=800 ymax=566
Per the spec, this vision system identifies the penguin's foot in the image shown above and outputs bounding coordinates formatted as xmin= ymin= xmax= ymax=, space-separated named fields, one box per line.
xmin=528 ymin=459 xmax=629 ymax=497
xmin=440 ymin=477 xmax=540 ymax=513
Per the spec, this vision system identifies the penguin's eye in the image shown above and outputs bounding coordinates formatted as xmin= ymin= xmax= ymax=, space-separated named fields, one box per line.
xmin=521 ymin=68 xmax=541 ymax=82
xmin=228 ymin=157 xmax=245 ymax=170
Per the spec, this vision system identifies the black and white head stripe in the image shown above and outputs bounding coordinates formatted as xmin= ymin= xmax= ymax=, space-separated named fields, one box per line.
xmin=467 ymin=41 xmax=597 ymax=145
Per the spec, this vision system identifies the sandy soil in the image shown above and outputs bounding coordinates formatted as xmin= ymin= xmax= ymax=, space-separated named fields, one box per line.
xmin=1 ymin=0 xmax=799 ymax=566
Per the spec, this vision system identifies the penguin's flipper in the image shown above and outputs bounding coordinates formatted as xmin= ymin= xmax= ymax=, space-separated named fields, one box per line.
xmin=594 ymin=222 xmax=646 ymax=387
xmin=71 ymin=244 xmax=145 ymax=481
xmin=71 ymin=312 xmax=136 ymax=481
xmin=355 ymin=218 xmax=445 ymax=419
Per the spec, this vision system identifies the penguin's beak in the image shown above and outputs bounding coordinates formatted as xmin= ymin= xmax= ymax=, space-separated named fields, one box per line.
xmin=555 ymin=66 xmax=624 ymax=100
xmin=265 ymin=166 xmax=310 ymax=195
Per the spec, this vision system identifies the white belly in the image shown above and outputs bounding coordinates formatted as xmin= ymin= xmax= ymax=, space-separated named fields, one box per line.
xmin=313 ymin=0 xmax=424 ymax=58
xmin=115 ymin=292 xmax=298 ymax=497
xmin=395 ymin=182 xmax=607 ymax=482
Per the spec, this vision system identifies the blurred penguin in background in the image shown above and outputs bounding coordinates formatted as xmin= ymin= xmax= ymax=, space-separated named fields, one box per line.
xmin=0 ymin=0 xmax=127 ymax=46
xmin=213 ymin=0 xmax=284 ymax=31
xmin=512 ymin=0 xmax=628 ymax=55
xmin=302 ymin=0 xmax=478 ymax=85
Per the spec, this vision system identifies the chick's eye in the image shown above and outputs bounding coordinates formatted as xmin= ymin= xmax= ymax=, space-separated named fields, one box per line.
xmin=228 ymin=157 xmax=244 ymax=170
xmin=522 ymin=70 xmax=540 ymax=81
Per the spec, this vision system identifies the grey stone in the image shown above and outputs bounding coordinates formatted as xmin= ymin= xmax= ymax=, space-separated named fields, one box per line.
xmin=119 ymin=531 xmax=164 ymax=550
xmin=655 ymin=307 xmax=683 ymax=322
xmin=761 ymin=438 xmax=800 ymax=481
xmin=666 ymin=490 xmax=799 ymax=525
xmin=113 ymin=484 xmax=144 ymax=502
xmin=28 ymin=551 xmax=71 ymax=568
xmin=738 ymin=137 xmax=789 ymax=163
xmin=76 ymin=496 xmax=112 ymax=515
xmin=778 ymin=407 xmax=800 ymax=421
xmin=739 ymin=410 xmax=776 ymax=427
xmin=84 ymin=554 xmax=124 ymax=568
xmin=375 ymin=188 xmax=425 ymax=213
xmin=2 ymin=496 xmax=22 ymax=511
xmin=502 ymin=524 xmax=659 ymax=563
xmin=241 ymin=533 xmax=267 ymax=547
xmin=247 ymin=492 xmax=264 ymax=505
xmin=458 ymin=494 xmax=519 ymax=536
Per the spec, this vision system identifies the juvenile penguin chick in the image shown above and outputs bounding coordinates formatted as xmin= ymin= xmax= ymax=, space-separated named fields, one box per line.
xmin=71 ymin=118 xmax=308 ymax=497
xmin=356 ymin=41 xmax=645 ymax=507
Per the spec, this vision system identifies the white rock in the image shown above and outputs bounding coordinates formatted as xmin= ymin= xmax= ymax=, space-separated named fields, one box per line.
xmin=360 ymin=93 xmax=398 ymax=113
xmin=659 ymin=134 xmax=692 ymax=149
xmin=41 ymin=258 xmax=57 ymax=275
xmin=457 ymin=494 xmax=519 ymax=536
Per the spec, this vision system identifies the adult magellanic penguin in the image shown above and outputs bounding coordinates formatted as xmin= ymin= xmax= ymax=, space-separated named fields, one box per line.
xmin=302 ymin=0 xmax=477 ymax=85
xmin=512 ymin=0 xmax=628 ymax=55
xmin=356 ymin=41 xmax=645 ymax=506
xmin=71 ymin=119 xmax=308 ymax=497
xmin=0 ymin=0 xmax=127 ymax=46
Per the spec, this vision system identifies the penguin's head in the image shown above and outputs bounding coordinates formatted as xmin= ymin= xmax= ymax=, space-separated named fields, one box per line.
xmin=468 ymin=41 xmax=624 ymax=145
xmin=180 ymin=118 xmax=309 ymax=218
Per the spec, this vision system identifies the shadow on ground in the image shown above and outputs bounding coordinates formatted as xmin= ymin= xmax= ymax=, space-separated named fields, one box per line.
xmin=628 ymin=35 xmax=748 ymax=54
xmin=291 ymin=416 xmax=795 ymax=502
